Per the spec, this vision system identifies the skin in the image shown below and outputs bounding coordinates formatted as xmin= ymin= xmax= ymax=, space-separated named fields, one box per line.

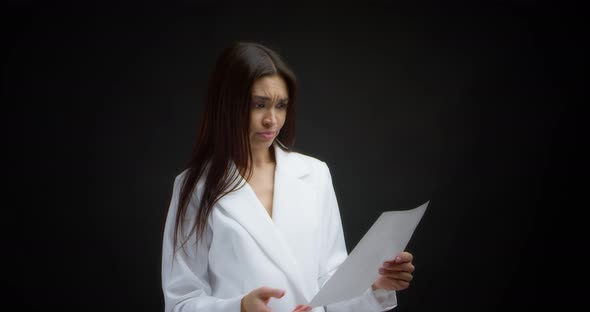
xmin=246 ymin=75 xmax=289 ymax=219
xmin=240 ymin=75 xmax=415 ymax=311
xmin=372 ymin=251 xmax=415 ymax=292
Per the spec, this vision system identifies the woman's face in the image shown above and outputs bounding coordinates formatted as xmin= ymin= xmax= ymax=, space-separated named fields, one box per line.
xmin=249 ymin=75 xmax=289 ymax=150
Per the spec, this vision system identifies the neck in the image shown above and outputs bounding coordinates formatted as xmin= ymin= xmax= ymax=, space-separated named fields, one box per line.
xmin=251 ymin=144 xmax=275 ymax=168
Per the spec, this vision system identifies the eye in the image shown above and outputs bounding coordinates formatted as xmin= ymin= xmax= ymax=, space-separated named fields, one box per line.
xmin=277 ymin=102 xmax=288 ymax=109
xmin=254 ymin=102 xmax=265 ymax=109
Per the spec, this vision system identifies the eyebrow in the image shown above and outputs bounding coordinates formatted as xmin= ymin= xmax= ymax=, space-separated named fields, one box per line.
xmin=252 ymin=95 xmax=289 ymax=103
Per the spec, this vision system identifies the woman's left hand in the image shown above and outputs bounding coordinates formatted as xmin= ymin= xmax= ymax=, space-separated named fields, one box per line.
xmin=372 ymin=251 xmax=415 ymax=291
xmin=292 ymin=304 xmax=312 ymax=312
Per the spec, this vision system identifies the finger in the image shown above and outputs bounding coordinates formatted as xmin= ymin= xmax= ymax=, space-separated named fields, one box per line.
xmin=293 ymin=304 xmax=310 ymax=310
xmin=390 ymin=278 xmax=410 ymax=289
xmin=257 ymin=287 xmax=286 ymax=300
xmin=396 ymin=251 xmax=413 ymax=263
xmin=384 ymin=252 xmax=413 ymax=264
xmin=385 ymin=272 xmax=413 ymax=282
xmin=293 ymin=305 xmax=312 ymax=312
xmin=380 ymin=262 xmax=415 ymax=273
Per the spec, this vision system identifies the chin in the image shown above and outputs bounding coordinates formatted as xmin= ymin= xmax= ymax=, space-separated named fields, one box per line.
xmin=251 ymin=140 xmax=273 ymax=149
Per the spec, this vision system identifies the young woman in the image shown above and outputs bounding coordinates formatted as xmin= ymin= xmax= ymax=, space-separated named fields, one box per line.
xmin=161 ymin=42 xmax=415 ymax=312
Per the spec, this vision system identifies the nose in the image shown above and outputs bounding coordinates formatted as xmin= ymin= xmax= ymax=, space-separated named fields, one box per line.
xmin=262 ymin=110 xmax=276 ymax=128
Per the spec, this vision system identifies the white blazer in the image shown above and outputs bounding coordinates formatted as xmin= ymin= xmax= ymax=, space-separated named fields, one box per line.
xmin=161 ymin=144 xmax=398 ymax=312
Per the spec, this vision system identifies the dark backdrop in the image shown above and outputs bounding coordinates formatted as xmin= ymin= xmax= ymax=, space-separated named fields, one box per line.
xmin=3 ymin=1 xmax=585 ymax=311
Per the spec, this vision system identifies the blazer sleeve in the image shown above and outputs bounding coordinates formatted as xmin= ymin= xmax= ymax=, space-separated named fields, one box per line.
xmin=161 ymin=174 xmax=244 ymax=312
xmin=316 ymin=162 xmax=398 ymax=312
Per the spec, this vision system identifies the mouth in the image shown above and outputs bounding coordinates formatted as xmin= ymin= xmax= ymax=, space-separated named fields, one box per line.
xmin=256 ymin=131 xmax=276 ymax=140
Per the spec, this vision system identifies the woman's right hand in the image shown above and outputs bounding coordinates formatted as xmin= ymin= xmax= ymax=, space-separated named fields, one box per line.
xmin=241 ymin=287 xmax=285 ymax=312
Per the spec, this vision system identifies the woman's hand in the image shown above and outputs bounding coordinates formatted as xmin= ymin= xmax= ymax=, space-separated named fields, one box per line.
xmin=241 ymin=287 xmax=286 ymax=312
xmin=292 ymin=304 xmax=313 ymax=311
xmin=372 ymin=251 xmax=415 ymax=291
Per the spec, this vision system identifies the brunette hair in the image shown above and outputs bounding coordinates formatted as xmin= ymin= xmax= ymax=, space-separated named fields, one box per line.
xmin=171 ymin=41 xmax=297 ymax=255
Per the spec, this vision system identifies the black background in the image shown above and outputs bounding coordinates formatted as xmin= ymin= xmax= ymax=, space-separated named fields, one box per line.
xmin=3 ymin=1 xmax=585 ymax=311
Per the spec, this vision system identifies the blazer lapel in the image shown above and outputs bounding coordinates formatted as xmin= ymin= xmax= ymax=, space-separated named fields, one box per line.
xmin=271 ymin=145 xmax=317 ymax=300
xmin=216 ymin=145 xmax=313 ymax=302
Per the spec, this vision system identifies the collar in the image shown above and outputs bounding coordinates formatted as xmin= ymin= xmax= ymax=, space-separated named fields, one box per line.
xmin=273 ymin=142 xmax=311 ymax=179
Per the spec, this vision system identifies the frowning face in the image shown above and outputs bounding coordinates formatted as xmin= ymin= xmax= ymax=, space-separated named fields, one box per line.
xmin=249 ymin=75 xmax=289 ymax=150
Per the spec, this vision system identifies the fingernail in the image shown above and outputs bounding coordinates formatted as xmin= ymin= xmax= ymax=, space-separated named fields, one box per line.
xmin=383 ymin=262 xmax=390 ymax=267
xmin=379 ymin=268 xmax=385 ymax=274
xmin=395 ymin=256 xmax=401 ymax=262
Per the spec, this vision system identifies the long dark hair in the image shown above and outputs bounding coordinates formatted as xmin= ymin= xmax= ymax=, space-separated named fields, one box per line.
xmin=171 ymin=41 xmax=298 ymax=255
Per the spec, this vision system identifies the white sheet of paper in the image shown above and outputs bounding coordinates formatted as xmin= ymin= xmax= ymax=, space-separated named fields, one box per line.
xmin=308 ymin=200 xmax=429 ymax=307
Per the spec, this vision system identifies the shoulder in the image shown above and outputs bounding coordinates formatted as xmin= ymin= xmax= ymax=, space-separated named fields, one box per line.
xmin=277 ymin=147 xmax=331 ymax=180
xmin=290 ymin=150 xmax=328 ymax=170
xmin=173 ymin=168 xmax=190 ymax=187
xmin=171 ymin=168 xmax=204 ymax=199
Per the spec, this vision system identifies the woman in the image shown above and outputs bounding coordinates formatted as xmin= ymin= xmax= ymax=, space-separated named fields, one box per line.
xmin=161 ymin=42 xmax=415 ymax=312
